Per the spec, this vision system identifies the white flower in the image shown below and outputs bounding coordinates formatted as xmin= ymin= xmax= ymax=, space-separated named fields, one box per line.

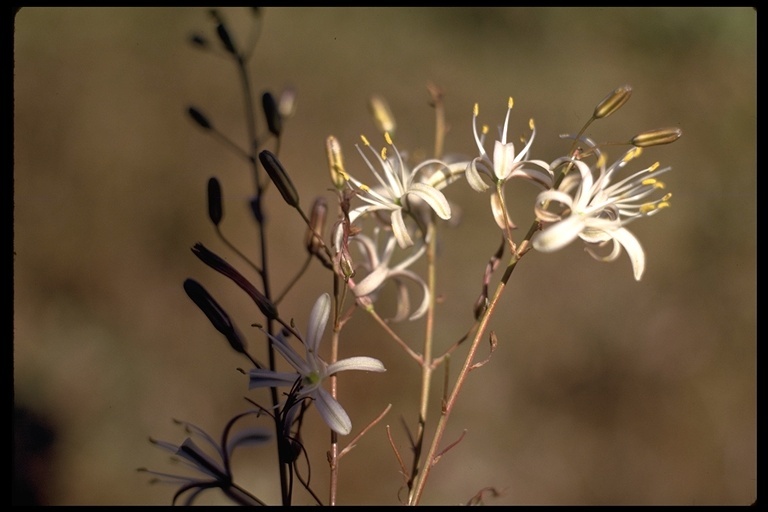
xmin=248 ymin=293 xmax=386 ymax=435
xmin=531 ymin=145 xmax=672 ymax=281
xmin=349 ymin=229 xmax=430 ymax=321
xmin=463 ymin=98 xmax=553 ymax=231
xmin=464 ymin=98 xmax=553 ymax=193
xmin=342 ymin=133 xmax=462 ymax=248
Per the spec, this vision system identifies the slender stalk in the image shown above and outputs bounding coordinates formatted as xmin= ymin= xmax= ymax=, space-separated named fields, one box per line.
xmin=407 ymin=232 xmax=533 ymax=505
xmin=406 ymin=221 xmax=438 ymax=499
xmin=328 ymin=276 xmax=342 ymax=505
xmin=232 ymin=49 xmax=290 ymax=505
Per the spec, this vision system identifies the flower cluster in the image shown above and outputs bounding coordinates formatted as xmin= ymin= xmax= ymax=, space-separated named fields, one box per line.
xmin=143 ymin=11 xmax=682 ymax=505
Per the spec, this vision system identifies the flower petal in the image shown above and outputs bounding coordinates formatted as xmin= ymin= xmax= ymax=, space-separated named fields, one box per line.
xmin=391 ymin=209 xmax=414 ymax=248
xmin=306 ymin=293 xmax=330 ymax=353
xmin=465 ymin=159 xmax=490 ymax=192
xmin=312 ymin=386 xmax=353 ymax=435
xmin=532 ymin=215 xmax=586 ymax=253
xmin=248 ymin=369 xmax=301 ymax=389
xmin=408 ymin=182 xmax=451 ymax=220
xmin=327 ymin=356 xmax=386 ymax=374
xmin=609 ymin=227 xmax=646 ymax=281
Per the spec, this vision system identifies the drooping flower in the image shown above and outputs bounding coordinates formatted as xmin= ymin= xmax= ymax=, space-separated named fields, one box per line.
xmin=531 ymin=143 xmax=672 ymax=281
xmin=139 ymin=416 xmax=271 ymax=505
xmin=341 ymin=133 xmax=463 ymax=248
xmin=248 ymin=293 xmax=386 ymax=435
xmin=348 ymin=229 xmax=430 ymax=321
xmin=464 ymin=98 xmax=553 ymax=230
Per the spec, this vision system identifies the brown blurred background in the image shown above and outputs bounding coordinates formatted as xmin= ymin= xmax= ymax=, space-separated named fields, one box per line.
xmin=13 ymin=7 xmax=755 ymax=505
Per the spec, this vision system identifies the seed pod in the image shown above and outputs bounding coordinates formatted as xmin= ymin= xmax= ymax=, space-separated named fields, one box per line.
xmin=631 ymin=127 xmax=683 ymax=147
xmin=593 ymin=84 xmax=632 ymax=120
xmin=258 ymin=150 xmax=299 ymax=208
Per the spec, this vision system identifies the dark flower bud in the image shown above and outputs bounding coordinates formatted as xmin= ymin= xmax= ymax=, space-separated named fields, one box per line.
xmin=187 ymin=106 xmax=212 ymax=130
xmin=258 ymin=150 xmax=299 ymax=208
xmin=249 ymin=195 xmax=264 ymax=224
xmin=262 ymin=92 xmax=282 ymax=137
xmin=207 ymin=177 xmax=223 ymax=226
xmin=183 ymin=278 xmax=246 ymax=354
xmin=192 ymin=243 xmax=279 ymax=320
xmin=216 ymin=22 xmax=237 ymax=55
xmin=594 ymin=84 xmax=632 ymax=120
xmin=631 ymin=127 xmax=683 ymax=147
xmin=189 ymin=33 xmax=208 ymax=48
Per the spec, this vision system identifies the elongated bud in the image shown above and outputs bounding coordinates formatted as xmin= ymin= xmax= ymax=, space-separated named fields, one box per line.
xmin=215 ymin=22 xmax=237 ymax=55
xmin=305 ymin=197 xmax=328 ymax=255
xmin=207 ymin=177 xmax=223 ymax=226
xmin=183 ymin=278 xmax=247 ymax=354
xmin=187 ymin=106 xmax=212 ymax=130
xmin=278 ymin=87 xmax=297 ymax=119
xmin=594 ymin=84 xmax=632 ymax=119
xmin=369 ymin=95 xmax=396 ymax=135
xmin=258 ymin=150 xmax=300 ymax=208
xmin=191 ymin=243 xmax=278 ymax=320
xmin=326 ymin=136 xmax=347 ymax=189
xmin=261 ymin=92 xmax=282 ymax=137
xmin=631 ymin=127 xmax=683 ymax=147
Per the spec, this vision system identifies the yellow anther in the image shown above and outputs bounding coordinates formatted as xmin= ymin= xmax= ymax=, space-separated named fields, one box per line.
xmin=640 ymin=203 xmax=656 ymax=214
xmin=657 ymin=201 xmax=671 ymax=209
xmin=597 ymin=153 xmax=607 ymax=168
xmin=648 ymin=162 xmax=660 ymax=172
xmin=641 ymin=178 xmax=657 ymax=186
xmin=482 ymin=125 xmax=489 ymax=135
xmin=473 ymin=103 xmax=479 ymax=116
xmin=662 ymin=193 xmax=672 ymax=201
xmin=384 ymin=132 xmax=393 ymax=145
xmin=528 ymin=118 xmax=535 ymax=130
xmin=508 ymin=96 xmax=514 ymax=109
xmin=622 ymin=146 xmax=643 ymax=162
xmin=360 ymin=134 xmax=370 ymax=146
xmin=380 ymin=147 xmax=387 ymax=160
xmin=360 ymin=184 xmax=371 ymax=193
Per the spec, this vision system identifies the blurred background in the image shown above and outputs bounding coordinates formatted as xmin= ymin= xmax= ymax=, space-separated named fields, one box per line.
xmin=13 ymin=7 xmax=755 ymax=505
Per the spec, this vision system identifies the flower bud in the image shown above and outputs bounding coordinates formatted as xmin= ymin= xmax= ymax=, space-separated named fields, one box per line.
xmin=368 ymin=95 xmax=396 ymax=135
xmin=207 ymin=177 xmax=223 ymax=226
xmin=261 ymin=91 xmax=282 ymax=137
xmin=278 ymin=86 xmax=297 ymax=119
xmin=183 ymin=278 xmax=247 ymax=354
xmin=187 ymin=106 xmax=212 ymax=130
xmin=631 ymin=127 xmax=683 ymax=147
xmin=594 ymin=84 xmax=632 ymax=119
xmin=305 ymin=197 xmax=328 ymax=256
xmin=215 ymin=22 xmax=237 ymax=55
xmin=191 ymin=243 xmax=278 ymax=320
xmin=326 ymin=135 xmax=347 ymax=190
xmin=258 ymin=150 xmax=300 ymax=208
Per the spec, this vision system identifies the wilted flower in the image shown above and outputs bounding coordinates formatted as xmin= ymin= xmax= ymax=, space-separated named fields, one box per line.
xmin=139 ymin=416 xmax=271 ymax=505
xmin=531 ymin=143 xmax=672 ymax=281
xmin=248 ymin=293 xmax=386 ymax=435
